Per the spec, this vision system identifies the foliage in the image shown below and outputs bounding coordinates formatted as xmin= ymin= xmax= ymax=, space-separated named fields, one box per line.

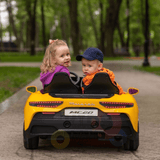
xmin=0 ymin=67 xmax=40 ymax=102
xmin=78 ymin=0 xmax=101 ymax=48
xmin=1 ymin=0 xmax=160 ymax=56
xmin=134 ymin=66 xmax=160 ymax=76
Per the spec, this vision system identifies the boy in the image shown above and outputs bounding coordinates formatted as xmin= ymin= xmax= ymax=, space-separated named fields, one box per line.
xmin=76 ymin=47 xmax=125 ymax=94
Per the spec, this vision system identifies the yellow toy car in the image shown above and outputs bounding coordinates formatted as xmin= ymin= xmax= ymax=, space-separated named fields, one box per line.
xmin=23 ymin=72 xmax=139 ymax=150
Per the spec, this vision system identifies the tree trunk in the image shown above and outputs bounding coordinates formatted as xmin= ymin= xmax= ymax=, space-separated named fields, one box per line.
xmin=105 ymin=28 xmax=114 ymax=56
xmin=35 ymin=22 xmax=39 ymax=48
xmin=68 ymin=0 xmax=80 ymax=56
xmin=30 ymin=0 xmax=37 ymax=55
xmin=140 ymin=0 xmax=145 ymax=37
xmin=117 ymin=19 xmax=125 ymax=47
xmin=26 ymin=20 xmax=31 ymax=50
xmin=41 ymin=1 xmax=46 ymax=50
xmin=60 ymin=15 xmax=69 ymax=45
xmin=87 ymin=0 xmax=99 ymax=46
xmin=25 ymin=0 xmax=37 ymax=56
xmin=6 ymin=0 xmax=20 ymax=49
xmin=0 ymin=22 xmax=3 ymax=51
xmin=19 ymin=20 xmax=25 ymax=51
xmin=99 ymin=0 xmax=105 ymax=53
xmin=126 ymin=0 xmax=130 ymax=54
xmin=104 ymin=0 xmax=122 ymax=57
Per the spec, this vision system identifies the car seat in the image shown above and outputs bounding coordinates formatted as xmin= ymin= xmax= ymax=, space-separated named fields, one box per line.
xmin=43 ymin=72 xmax=80 ymax=94
xmin=83 ymin=73 xmax=119 ymax=94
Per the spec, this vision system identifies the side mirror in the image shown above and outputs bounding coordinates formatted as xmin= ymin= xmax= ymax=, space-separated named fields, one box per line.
xmin=26 ymin=86 xmax=37 ymax=94
xmin=127 ymin=87 xmax=139 ymax=95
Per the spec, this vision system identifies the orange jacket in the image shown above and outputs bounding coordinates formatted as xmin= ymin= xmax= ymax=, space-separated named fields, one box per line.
xmin=82 ymin=68 xmax=125 ymax=95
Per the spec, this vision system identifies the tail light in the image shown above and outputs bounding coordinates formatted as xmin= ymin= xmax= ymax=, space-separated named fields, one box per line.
xmin=99 ymin=102 xmax=133 ymax=108
xmin=107 ymin=113 xmax=120 ymax=115
xmin=42 ymin=112 xmax=55 ymax=114
xmin=29 ymin=101 xmax=63 ymax=108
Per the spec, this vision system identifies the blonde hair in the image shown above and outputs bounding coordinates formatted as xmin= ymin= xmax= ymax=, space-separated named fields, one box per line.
xmin=40 ymin=40 xmax=70 ymax=73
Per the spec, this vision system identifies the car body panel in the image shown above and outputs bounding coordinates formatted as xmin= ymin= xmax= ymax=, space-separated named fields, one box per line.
xmin=24 ymin=91 xmax=139 ymax=132
xmin=24 ymin=72 xmax=139 ymax=150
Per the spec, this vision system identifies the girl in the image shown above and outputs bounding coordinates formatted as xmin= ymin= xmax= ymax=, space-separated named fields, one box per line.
xmin=40 ymin=39 xmax=71 ymax=88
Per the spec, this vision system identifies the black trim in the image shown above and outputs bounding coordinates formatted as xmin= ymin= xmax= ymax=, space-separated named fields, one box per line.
xmin=50 ymin=94 xmax=114 ymax=98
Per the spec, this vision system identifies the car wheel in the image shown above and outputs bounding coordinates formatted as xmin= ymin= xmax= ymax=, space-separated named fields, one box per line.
xmin=130 ymin=130 xmax=139 ymax=151
xmin=23 ymin=124 xmax=39 ymax=149
xmin=24 ymin=136 xmax=39 ymax=149
xmin=124 ymin=138 xmax=130 ymax=150
xmin=124 ymin=123 xmax=139 ymax=151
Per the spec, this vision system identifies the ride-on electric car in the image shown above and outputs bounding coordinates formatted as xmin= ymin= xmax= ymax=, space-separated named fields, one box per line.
xmin=23 ymin=72 xmax=139 ymax=150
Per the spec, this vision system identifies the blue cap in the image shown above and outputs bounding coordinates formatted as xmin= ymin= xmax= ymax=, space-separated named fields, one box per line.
xmin=76 ymin=47 xmax=104 ymax=63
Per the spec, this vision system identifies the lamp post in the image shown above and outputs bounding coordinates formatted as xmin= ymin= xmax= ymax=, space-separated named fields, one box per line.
xmin=143 ymin=0 xmax=150 ymax=66
xmin=126 ymin=0 xmax=130 ymax=54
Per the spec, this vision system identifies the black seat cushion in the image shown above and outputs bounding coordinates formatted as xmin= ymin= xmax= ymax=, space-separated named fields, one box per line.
xmin=84 ymin=73 xmax=119 ymax=94
xmin=43 ymin=72 xmax=80 ymax=94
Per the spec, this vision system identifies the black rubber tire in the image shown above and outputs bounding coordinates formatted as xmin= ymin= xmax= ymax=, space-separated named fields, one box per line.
xmin=24 ymin=136 xmax=39 ymax=149
xmin=23 ymin=124 xmax=39 ymax=149
xmin=130 ymin=131 xmax=139 ymax=151
xmin=124 ymin=138 xmax=130 ymax=150
xmin=124 ymin=123 xmax=139 ymax=151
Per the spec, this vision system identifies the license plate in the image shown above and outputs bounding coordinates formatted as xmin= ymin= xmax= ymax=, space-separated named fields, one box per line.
xmin=64 ymin=109 xmax=98 ymax=116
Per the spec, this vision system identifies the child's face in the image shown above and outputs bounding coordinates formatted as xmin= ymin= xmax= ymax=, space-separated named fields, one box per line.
xmin=54 ymin=45 xmax=71 ymax=67
xmin=82 ymin=58 xmax=102 ymax=75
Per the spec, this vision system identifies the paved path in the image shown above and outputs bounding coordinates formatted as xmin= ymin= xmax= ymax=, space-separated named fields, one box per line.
xmin=0 ymin=62 xmax=42 ymax=67
xmin=0 ymin=60 xmax=160 ymax=160
xmin=0 ymin=58 xmax=159 ymax=67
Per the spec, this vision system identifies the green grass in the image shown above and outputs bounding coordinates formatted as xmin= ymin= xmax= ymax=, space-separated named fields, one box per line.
xmin=0 ymin=55 xmax=44 ymax=62
xmin=134 ymin=66 xmax=160 ymax=76
xmin=0 ymin=67 xmax=40 ymax=103
xmin=0 ymin=52 xmax=126 ymax=62
xmin=1 ymin=51 xmax=160 ymax=62
xmin=0 ymin=52 xmax=44 ymax=62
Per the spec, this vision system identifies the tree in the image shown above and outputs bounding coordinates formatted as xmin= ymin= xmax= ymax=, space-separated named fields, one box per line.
xmin=2 ymin=0 xmax=159 ymax=58
xmin=60 ymin=15 xmax=70 ymax=45
xmin=104 ymin=0 xmax=122 ymax=56
xmin=68 ymin=0 xmax=80 ymax=56
xmin=25 ymin=0 xmax=38 ymax=55
xmin=6 ymin=0 xmax=19 ymax=48
xmin=99 ymin=0 xmax=105 ymax=53
xmin=54 ymin=0 xmax=70 ymax=45
xmin=0 ymin=21 xmax=3 ymax=51
xmin=87 ymin=0 xmax=99 ymax=46
xmin=126 ymin=0 xmax=130 ymax=54
xmin=41 ymin=0 xmax=46 ymax=49
xmin=116 ymin=18 xmax=125 ymax=48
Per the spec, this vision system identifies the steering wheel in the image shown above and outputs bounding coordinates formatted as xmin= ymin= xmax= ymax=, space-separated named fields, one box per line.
xmin=70 ymin=71 xmax=80 ymax=85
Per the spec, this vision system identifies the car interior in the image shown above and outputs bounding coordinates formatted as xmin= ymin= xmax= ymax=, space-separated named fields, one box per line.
xmin=43 ymin=72 xmax=119 ymax=98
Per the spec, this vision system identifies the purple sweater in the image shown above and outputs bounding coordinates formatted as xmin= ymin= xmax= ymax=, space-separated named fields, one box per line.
xmin=40 ymin=65 xmax=70 ymax=88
